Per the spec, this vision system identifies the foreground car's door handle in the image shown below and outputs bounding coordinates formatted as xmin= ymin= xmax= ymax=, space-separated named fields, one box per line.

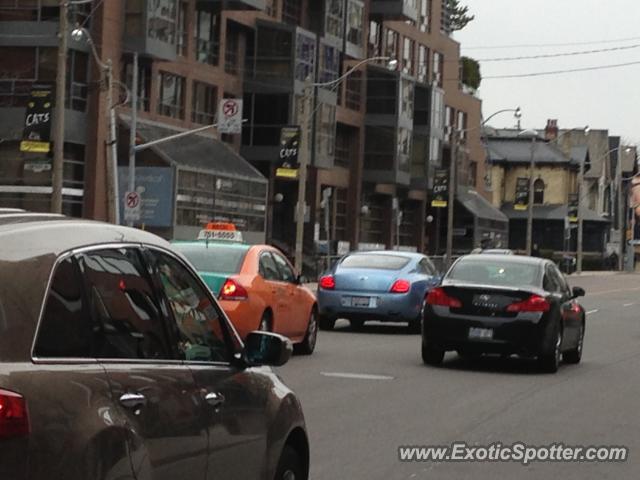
xmin=205 ymin=392 xmax=226 ymax=408
xmin=119 ymin=392 xmax=147 ymax=409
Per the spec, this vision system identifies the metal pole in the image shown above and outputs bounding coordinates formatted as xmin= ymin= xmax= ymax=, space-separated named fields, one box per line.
xmin=577 ymin=155 xmax=585 ymax=273
xmin=127 ymin=52 xmax=138 ymax=226
xmin=106 ymin=62 xmax=119 ymax=224
xmin=617 ymin=159 xmax=624 ymax=270
xmin=294 ymin=78 xmax=312 ymax=272
xmin=51 ymin=0 xmax=68 ymax=213
xmin=526 ymin=136 xmax=535 ymax=255
xmin=445 ymin=129 xmax=457 ymax=266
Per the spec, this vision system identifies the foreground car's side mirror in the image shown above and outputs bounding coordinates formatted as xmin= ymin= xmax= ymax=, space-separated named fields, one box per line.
xmin=244 ymin=331 xmax=293 ymax=367
xmin=572 ymin=286 xmax=585 ymax=298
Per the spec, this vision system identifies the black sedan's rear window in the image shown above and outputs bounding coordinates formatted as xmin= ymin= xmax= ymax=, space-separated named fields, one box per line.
xmin=340 ymin=254 xmax=410 ymax=270
xmin=447 ymin=259 xmax=541 ymax=288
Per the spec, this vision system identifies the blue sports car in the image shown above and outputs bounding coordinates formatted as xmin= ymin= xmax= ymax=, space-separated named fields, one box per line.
xmin=317 ymin=251 xmax=441 ymax=332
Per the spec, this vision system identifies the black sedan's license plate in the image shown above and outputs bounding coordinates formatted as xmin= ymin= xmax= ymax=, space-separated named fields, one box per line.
xmin=468 ymin=327 xmax=494 ymax=340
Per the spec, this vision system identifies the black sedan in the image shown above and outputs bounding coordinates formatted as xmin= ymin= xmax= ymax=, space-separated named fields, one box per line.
xmin=421 ymin=255 xmax=586 ymax=373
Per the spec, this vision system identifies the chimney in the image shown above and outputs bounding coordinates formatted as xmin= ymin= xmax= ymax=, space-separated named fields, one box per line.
xmin=545 ymin=119 xmax=558 ymax=141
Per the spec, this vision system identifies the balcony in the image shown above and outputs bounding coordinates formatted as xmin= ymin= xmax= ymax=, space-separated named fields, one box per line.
xmin=369 ymin=0 xmax=418 ymax=22
xmin=198 ymin=0 xmax=265 ymax=10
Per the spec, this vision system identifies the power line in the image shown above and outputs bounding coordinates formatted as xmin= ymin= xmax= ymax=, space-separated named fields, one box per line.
xmin=465 ymin=36 xmax=640 ymax=50
xmin=483 ymin=60 xmax=640 ymax=79
xmin=478 ymin=44 xmax=640 ymax=62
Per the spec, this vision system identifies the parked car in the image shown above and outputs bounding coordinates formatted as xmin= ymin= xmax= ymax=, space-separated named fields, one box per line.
xmin=422 ymin=254 xmax=586 ymax=373
xmin=172 ymin=224 xmax=318 ymax=355
xmin=0 ymin=212 xmax=309 ymax=480
xmin=481 ymin=248 xmax=514 ymax=255
xmin=317 ymin=251 xmax=441 ymax=332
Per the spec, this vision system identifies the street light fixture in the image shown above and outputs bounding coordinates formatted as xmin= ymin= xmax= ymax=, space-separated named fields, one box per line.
xmin=294 ymin=56 xmax=397 ymax=272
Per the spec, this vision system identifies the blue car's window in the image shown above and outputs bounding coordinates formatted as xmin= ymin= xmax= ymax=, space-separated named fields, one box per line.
xmin=447 ymin=259 xmax=541 ymax=288
xmin=174 ymin=245 xmax=248 ymax=274
xmin=340 ymin=254 xmax=410 ymax=270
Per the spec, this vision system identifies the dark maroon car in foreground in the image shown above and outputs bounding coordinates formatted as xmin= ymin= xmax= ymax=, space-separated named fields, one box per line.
xmin=0 ymin=212 xmax=309 ymax=480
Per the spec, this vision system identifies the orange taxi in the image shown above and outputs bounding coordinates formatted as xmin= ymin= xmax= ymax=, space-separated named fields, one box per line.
xmin=172 ymin=224 xmax=318 ymax=354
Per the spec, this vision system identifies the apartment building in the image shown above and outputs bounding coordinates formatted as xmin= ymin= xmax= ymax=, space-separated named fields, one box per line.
xmin=0 ymin=0 xmax=500 ymax=264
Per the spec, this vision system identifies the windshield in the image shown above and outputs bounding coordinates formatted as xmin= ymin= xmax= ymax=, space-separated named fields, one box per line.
xmin=340 ymin=254 xmax=410 ymax=271
xmin=173 ymin=244 xmax=248 ymax=274
xmin=447 ymin=258 xmax=541 ymax=288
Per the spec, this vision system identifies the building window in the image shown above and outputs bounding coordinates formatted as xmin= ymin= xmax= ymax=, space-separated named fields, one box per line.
xmin=176 ymin=1 xmax=188 ymax=56
xmin=265 ymin=0 xmax=278 ymax=17
xmin=368 ymin=20 xmax=382 ymax=58
xmin=417 ymin=45 xmax=429 ymax=83
xmin=123 ymin=58 xmax=151 ymax=112
xmin=225 ymin=27 xmax=239 ymax=75
xmin=419 ymin=0 xmax=431 ymax=32
xmin=440 ymin=0 xmax=452 ymax=35
xmin=534 ymin=178 xmax=545 ymax=204
xmin=457 ymin=110 xmax=467 ymax=142
xmin=469 ymin=161 xmax=477 ymax=187
xmin=346 ymin=0 xmax=364 ymax=47
xmin=433 ymin=51 xmax=443 ymax=86
xmin=402 ymin=37 xmax=415 ymax=76
xmin=325 ymin=0 xmax=344 ymax=40
xmin=398 ymin=127 xmax=412 ymax=158
xmin=315 ymin=102 xmax=336 ymax=158
xmin=295 ymin=33 xmax=316 ymax=81
xmin=385 ymin=29 xmax=399 ymax=65
xmin=147 ymin=0 xmax=177 ymax=45
xmin=192 ymin=81 xmax=217 ymax=125
xmin=158 ymin=71 xmax=185 ymax=119
xmin=345 ymin=70 xmax=362 ymax=111
xmin=319 ymin=44 xmax=340 ymax=84
xmin=401 ymin=79 xmax=414 ymax=119
xmin=195 ymin=7 xmax=220 ymax=65
xmin=282 ymin=0 xmax=302 ymax=26
xmin=444 ymin=106 xmax=453 ymax=143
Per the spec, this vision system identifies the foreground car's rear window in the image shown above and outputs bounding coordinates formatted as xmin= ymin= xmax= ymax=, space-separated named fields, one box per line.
xmin=174 ymin=245 xmax=248 ymax=274
xmin=447 ymin=259 xmax=540 ymax=288
xmin=340 ymin=254 xmax=410 ymax=270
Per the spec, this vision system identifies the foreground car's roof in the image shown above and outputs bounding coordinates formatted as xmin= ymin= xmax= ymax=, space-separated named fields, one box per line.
xmin=346 ymin=250 xmax=424 ymax=260
xmin=0 ymin=214 xmax=170 ymax=261
xmin=458 ymin=254 xmax=545 ymax=265
xmin=172 ymin=240 xmax=251 ymax=250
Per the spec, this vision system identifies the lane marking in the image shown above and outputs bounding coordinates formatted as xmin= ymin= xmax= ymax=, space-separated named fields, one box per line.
xmin=589 ymin=286 xmax=640 ymax=296
xmin=586 ymin=309 xmax=599 ymax=315
xmin=320 ymin=372 xmax=394 ymax=381
xmin=624 ymin=303 xmax=634 ymax=307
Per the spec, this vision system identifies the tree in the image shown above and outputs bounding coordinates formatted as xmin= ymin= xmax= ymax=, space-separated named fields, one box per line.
xmin=460 ymin=56 xmax=481 ymax=90
xmin=446 ymin=0 xmax=475 ymax=32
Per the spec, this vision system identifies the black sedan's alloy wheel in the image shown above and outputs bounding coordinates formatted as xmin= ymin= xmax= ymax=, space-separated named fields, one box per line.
xmin=563 ymin=321 xmax=584 ymax=364
xmin=539 ymin=325 xmax=562 ymax=373
xmin=275 ymin=446 xmax=306 ymax=480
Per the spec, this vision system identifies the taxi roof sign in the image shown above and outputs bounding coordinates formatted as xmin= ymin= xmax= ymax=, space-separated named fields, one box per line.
xmin=197 ymin=222 xmax=244 ymax=242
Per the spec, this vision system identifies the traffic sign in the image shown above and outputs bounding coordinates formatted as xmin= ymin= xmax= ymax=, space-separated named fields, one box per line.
xmin=218 ymin=99 xmax=243 ymax=134
xmin=124 ymin=190 xmax=141 ymax=222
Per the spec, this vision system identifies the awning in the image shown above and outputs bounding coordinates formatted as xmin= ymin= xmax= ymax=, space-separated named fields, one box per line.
xmin=120 ymin=115 xmax=266 ymax=183
xmin=457 ymin=187 xmax=509 ymax=224
xmin=502 ymin=203 xmax=609 ymax=223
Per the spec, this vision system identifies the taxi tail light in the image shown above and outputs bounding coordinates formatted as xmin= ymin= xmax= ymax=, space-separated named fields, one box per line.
xmin=319 ymin=275 xmax=335 ymax=290
xmin=219 ymin=278 xmax=248 ymax=301
xmin=426 ymin=287 xmax=462 ymax=308
xmin=0 ymin=389 xmax=30 ymax=439
xmin=389 ymin=279 xmax=411 ymax=294
xmin=506 ymin=294 xmax=550 ymax=313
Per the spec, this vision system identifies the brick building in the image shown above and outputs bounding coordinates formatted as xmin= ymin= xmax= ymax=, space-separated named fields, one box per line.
xmin=0 ymin=0 xmax=501 ymax=266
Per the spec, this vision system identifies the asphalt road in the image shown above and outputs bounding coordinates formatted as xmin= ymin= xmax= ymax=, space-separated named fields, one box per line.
xmin=279 ymin=273 xmax=640 ymax=479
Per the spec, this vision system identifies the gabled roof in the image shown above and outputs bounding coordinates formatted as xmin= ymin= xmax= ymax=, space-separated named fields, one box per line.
xmin=486 ymin=137 xmax=574 ymax=166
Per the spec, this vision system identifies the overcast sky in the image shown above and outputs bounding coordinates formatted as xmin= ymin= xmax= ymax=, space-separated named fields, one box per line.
xmin=454 ymin=0 xmax=640 ymax=144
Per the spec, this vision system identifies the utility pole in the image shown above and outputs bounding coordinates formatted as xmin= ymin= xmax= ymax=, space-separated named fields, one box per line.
xmin=51 ymin=0 xmax=68 ymax=213
xmin=577 ymin=155 xmax=585 ymax=274
xmin=294 ymin=78 xmax=312 ymax=272
xmin=617 ymin=155 xmax=624 ymax=271
xmin=445 ymin=129 xmax=457 ymax=266
xmin=526 ymin=135 xmax=536 ymax=255
xmin=127 ymin=52 xmax=138 ymax=226
xmin=105 ymin=60 xmax=119 ymax=224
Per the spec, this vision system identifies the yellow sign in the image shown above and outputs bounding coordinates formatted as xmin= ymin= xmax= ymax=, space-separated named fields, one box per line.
xmin=276 ymin=167 xmax=298 ymax=179
xmin=431 ymin=200 xmax=447 ymax=208
xmin=514 ymin=204 xmax=528 ymax=211
xmin=20 ymin=140 xmax=50 ymax=153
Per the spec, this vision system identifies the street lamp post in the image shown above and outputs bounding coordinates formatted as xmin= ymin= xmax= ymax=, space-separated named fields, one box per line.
xmin=526 ymin=135 xmax=536 ymax=255
xmin=51 ymin=0 xmax=69 ymax=213
xmin=293 ymin=56 xmax=398 ymax=272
